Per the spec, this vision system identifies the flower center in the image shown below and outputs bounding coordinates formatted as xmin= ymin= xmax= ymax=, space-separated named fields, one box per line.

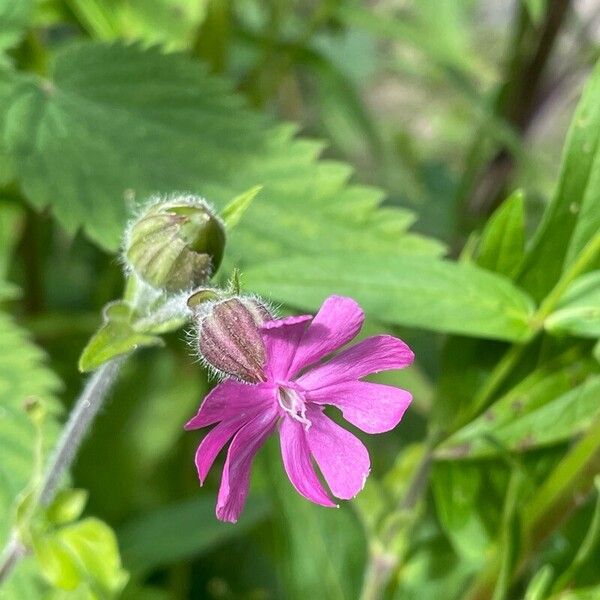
xmin=277 ymin=386 xmax=311 ymax=429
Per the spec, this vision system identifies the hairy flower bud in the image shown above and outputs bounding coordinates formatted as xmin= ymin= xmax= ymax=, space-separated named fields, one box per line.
xmin=125 ymin=196 xmax=226 ymax=292
xmin=194 ymin=296 xmax=273 ymax=383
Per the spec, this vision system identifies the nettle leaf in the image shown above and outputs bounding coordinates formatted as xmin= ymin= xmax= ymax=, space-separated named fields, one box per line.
xmin=0 ymin=42 xmax=443 ymax=263
xmin=0 ymin=312 xmax=62 ymax=595
xmin=244 ymin=254 xmax=536 ymax=342
xmin=438 ymin=375 xmax=600 ymax=459
xmin=476 ymin=190 xmax=525 ymax=279
xmin=518 ymin=59 xmax=600 ymax=301
xmin=0 ymin=203 xmax=63 ymax=597
xmin=545 ymin=272 xmax=600 ymax=338
xmin=0 ymin=0 xmax=32 ymax=52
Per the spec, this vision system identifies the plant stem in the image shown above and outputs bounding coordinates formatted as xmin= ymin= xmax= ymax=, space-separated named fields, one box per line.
xmin=0 ymin=537 xmax=26 ymax=584
xmin=39 ymin=357 xmax=124 ymax=505
xmin=360 ymin=548 xmax=397 ymax=600
xmin=0 ymin=357 xmax=125 ymax=587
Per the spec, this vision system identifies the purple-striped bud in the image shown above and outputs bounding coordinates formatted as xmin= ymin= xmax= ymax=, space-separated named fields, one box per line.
xmin=195 ymin=296 xmax=272 ymax=382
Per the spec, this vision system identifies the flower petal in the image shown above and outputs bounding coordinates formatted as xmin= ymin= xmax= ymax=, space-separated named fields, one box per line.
xmin=195 ymin=414 xmax=253 ymax=484
xmin=185 ymin=379 xmax=276 ymax=430
xmin=216 ymin=408 xmax=278 ymax=522
xmin=260 ymin=315 xmax=312 ymax=380
xmin=279 ymin=417 xmax=337 ymax=507
xmin=297 ymin=335 xmax=414 ymax=390
xmin=306 ymin=381 xmax=412 ymax=434
xmin=288 ymin=296 xmax=364 ymax=377
xmin=305 ymin=406 xmax=370 ymax=500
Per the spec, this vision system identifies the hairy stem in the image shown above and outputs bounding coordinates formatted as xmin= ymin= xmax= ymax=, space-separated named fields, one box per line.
xmin=0 ymin=357 xmax=125 ymax=587
xmin=38 ymin=358 xmax=124 ymax=505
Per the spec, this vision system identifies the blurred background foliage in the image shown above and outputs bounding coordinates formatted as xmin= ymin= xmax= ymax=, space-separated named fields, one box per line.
xmin=1 ymin=0 xmax=600 ymax=598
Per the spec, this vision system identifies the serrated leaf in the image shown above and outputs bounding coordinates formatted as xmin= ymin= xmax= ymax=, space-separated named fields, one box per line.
xmin=244 ymin=254 xmax=536 ymax=342
xmin=0 ymin=0 xmax=32 ymax=52
xmin=0 ymin=42 xmax=443 ymax=266
xmin=0 ymin=199 xmax=62 ymax=597
xmin=438 ymin=375 xmax=600 ymax=459
xmin=518 ymin=59 xmax=600 ymax=300
xmin=476 ymin=190 xmax=525 ymax=278
xmin=545 ymin=272 xmax=600 ymax=338
xmin=69 ymin=0 xmax=206 ymax=50
xmin=0 ymin=313 xmax=62 ymax=595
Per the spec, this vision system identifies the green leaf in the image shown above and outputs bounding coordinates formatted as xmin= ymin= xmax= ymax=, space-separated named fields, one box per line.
xmin=0 ymin=313 xmax=62 ymax=594
xmin=552 ymin=477 xmax=600 ymax=593
xmin=68 ymin=0 xmax=206 ymax=50
xmin=118 ymin=495 xmax=269 ymax=575
xmin=78 ymin=301 xmax=163 ymax=373
xmin=0 ymin=202 xmax=23 ymax=300
xmin=0 ymin=42 xmax=443 ymax=264
xmin=45 ymin=490 xmax=88 ymax=527
xmin=518 ymin=59 xmax=600 ymax=300
xmin=437 ymin=350 xmax=594 ymax=458
xmin=476 ymin=190 xmax=525 ymax=278
xmin=438 ymin=375 xmax=600 ymax=459
xmin=37 ymin=517 xmax=129 ymax=596
xmin=431 ymin=462 xmax=490 ymax=564
xmin=524 ymin=566 xmax=554 ymax=600
xmin=244 ymin=254 xmax=536 ymax=342
xmin=221 ymin=185 xmax=262 ymax=231
xmin=549 ymin=587 xmax=600 ymax=600
xmin=0 ymin=0 xmax=32 ymax=52
xmin=33 ymin=534 xmax=81 ymax=591
xmin=545 ymin=272 xmax=600 ymax=338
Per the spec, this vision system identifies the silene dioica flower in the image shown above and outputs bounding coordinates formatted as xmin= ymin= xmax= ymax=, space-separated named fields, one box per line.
xmin=186 ymin=295 xmax=414 ymax=522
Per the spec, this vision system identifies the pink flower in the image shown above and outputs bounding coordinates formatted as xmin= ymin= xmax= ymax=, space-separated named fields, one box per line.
xmin=185 ymin=296 xmax=414 ymax=522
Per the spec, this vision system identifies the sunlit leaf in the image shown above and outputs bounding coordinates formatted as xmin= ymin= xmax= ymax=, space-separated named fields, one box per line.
xmin=476 ymin=190 xmax=525 ymax=279
xmin=438 ymin=375 xmax=600 ymax=459
xmin=0 ymin=42 xmax=443 ymax=266
xmin=545 ymin=272 xmax=600 ymax=338
xmin=244 ymin=254 xmax=536 ymax=341
xmin=518 ymin=59 xmax=600 ymax=300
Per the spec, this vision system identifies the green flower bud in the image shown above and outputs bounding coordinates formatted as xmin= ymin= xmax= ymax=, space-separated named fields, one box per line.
xmin=125 ymin=195 xmax=226 ymax=292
